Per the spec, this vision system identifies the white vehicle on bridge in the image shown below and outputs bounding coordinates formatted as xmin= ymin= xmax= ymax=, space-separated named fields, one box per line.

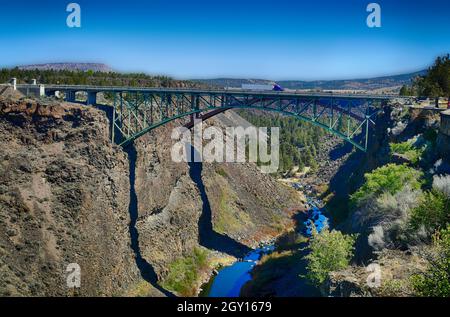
xmin=241 ymin=83 xmax=284 ymax=91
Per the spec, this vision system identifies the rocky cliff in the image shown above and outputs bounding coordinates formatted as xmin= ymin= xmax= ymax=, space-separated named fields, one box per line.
xmin=0 ymin=97 xmax=139 ymax=296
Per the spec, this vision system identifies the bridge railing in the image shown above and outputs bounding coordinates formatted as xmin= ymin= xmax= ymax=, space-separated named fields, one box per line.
xmin=44 ymin=84 xmax=400 ymax=100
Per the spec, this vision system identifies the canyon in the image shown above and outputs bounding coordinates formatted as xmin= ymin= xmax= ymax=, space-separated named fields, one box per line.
xmin=0 ymin=91 xmax=304 ymax=296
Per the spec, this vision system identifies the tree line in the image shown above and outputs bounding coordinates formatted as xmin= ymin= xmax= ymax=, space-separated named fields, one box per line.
xmin=400 ymin=54 xmax=449 ymax=99
xmin=0 ymin=68 xmax=205 ymax=89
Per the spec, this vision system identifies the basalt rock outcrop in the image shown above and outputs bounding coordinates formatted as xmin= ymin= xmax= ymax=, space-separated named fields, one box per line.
xmin=0 ymin=97 xmax=140 ymax=296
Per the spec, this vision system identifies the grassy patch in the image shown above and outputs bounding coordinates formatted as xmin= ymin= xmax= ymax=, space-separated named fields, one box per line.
xmin=215 ymin=167 xmax=228 ymax=178
xmin=268 ymin=213 xmax=286 ymax=233
xmin=123 ymin=280 xmax=155 ymax=297
xmin=379 ymin=279 xmax=412 ymax=297
xmin=214 ymin=186 xmax=252 ymax=235
xmin=160 ymin=248 xmax=210 ymax=297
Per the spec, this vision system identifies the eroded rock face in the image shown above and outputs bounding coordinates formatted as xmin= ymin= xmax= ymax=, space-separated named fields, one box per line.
xmin=202 ymin=161 xmax=301 ymax=244
xmin=0 ymin=97 xmax=139 ymax=296
xmin=132 ymin=124 xmax=203 ymax=278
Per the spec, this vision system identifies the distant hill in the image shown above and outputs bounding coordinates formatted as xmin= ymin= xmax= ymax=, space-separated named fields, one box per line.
xmin=15 ymin=63 xmax=427 ymax=91
xmin=197 ymin=78 xmax=274 ymax=88
xmin=19 ymin=63 xmax=113 ymax=73
xmin=195 ymin=70 xmax=427 ymax=91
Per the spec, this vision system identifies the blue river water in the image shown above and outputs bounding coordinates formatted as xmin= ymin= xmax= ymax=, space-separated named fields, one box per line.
xmin=205 ymin=245 xmax=275 ymax=297
xmin=203 ymin=199 xmax=328 ymax=297
xmin=302 ymin=200 xmax=329 ymax=236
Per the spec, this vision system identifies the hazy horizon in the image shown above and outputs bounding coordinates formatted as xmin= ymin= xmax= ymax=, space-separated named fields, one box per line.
xmin=12 ymin=61 xmax=429 ymax=83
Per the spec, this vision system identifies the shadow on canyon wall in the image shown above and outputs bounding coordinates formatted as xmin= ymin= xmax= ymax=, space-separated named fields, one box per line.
xmin=124 ymin=143 xmax=251 ymax=296
xmin=324 ymin=107 xmax=393 ymax=264
xmin=125 ymin=144 xmax=174 ymax=297
xmin=188 ymin=146 xmax=252 ymax=258
xmin=325 ymin=107 xmax=393 ymax=225
xmin=91 ymin=104 xmax=174 ymax=295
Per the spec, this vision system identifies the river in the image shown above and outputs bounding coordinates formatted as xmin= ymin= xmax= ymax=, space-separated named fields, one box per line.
xmin=200 ymin=197 xmax=328 ymax=297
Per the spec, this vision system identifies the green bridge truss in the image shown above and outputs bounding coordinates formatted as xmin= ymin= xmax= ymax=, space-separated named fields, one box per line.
xmin=44 ymin=85 xmax=394 ymax=152
xmin=110 ymin=90 xmax=387 ymax=151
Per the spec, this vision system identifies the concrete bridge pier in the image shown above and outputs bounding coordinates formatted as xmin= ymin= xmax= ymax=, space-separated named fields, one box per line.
xmin=65 ymin=91 xmax=76 ymax=103
xmin=87 ymin=91 xmax=97 ymax=105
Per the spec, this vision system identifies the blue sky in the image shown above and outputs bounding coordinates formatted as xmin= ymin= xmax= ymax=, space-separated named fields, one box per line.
xmin=0 ymin=0 xmax=449 ymax=80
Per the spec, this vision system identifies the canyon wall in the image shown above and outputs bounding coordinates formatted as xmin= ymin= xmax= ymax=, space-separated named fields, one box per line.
xmin=0 ymin=97 xmax=139 ymax=296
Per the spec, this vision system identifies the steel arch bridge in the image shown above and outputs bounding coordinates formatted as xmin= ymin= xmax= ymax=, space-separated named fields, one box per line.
xmin=44 ymin=85 xmax=398 ymax=151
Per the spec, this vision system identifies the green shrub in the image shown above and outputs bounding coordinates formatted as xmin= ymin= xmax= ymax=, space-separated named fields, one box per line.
xmin=433 ymin=175 xmax=450 ymax=198
xmin=405 ymin=149 xmax=424 ymax=165
xmin=409 ymin=190 xmax=450 ymax=233
xmin=161 ymin=248 xmax=209 ymax=296
xmin=350 ymin=164 xmax=423 ymax=208
xmin=390 ymin=141 xmax=424 ymax=165
xmin=411 ymin=225 xmax=450 ymax=297
xmin=305 ymin=228 xmax=356 ymax=286
xmin=390 ymin=141 xmax=414 ymax=154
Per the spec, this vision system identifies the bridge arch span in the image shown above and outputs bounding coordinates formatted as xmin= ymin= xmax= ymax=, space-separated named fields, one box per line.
xmin=115 ymin=101 xmax=378 ymax=152
xmin=40 ymin=86 xmax=393 ymax=152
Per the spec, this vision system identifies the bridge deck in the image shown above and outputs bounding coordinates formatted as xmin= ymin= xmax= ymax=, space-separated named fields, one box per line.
xmin=43 ymin=84 xmax=403 ymax=100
